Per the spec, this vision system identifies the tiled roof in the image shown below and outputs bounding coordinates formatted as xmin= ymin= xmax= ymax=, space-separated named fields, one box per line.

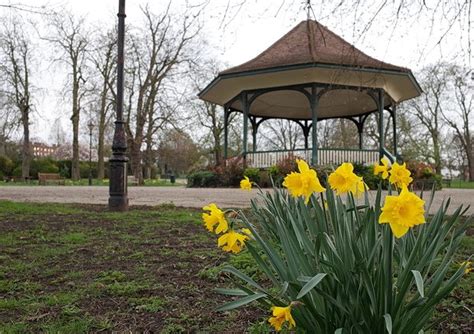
xmin=221 ymin=20 xmax=408 ymax=75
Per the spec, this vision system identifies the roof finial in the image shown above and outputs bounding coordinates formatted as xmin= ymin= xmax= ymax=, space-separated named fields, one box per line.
xmin=305 ymin=0 xmax=313 ymax=21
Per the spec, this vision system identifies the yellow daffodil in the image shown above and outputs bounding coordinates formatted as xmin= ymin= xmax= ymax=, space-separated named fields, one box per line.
xmin=240 ymin=176 xmax=252 ymax=190
xmin=328 ymin=162 xmax=365 ymax=196
xmin=282 ymin=159 xmax=325 ymax=204
xmin=268 ymin=305 xmax=296 ymax=332
xmin=217 ymin=230 xmax=249 ymax=253
xmin=202 ymin=203 xmax=228 ymax=234
xmin=389 ymin=162 xmax=413 ymax=188
xmin=379 ymin=186 xmax=425 ymax=238
xmin=374 ymin=157 xmax=390 ymax=179
xmin=460 ymin=261 xmax=472 ymax=274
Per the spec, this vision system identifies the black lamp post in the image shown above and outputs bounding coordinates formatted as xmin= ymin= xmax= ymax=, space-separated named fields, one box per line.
xmin=108 ymin=0 xmax=129 ymax=211
xmin=87 ymin=120 xmax=94 ymax=186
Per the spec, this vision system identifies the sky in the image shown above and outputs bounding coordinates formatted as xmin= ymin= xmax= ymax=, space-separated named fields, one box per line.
xmin=1 ymin=0 xmax=472 ymax=143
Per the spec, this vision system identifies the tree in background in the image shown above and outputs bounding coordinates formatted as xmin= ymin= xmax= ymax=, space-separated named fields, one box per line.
xmin=442 ymin=65 xmax=473 ymax=180
xmin=46 ymin=11 xmax=89 ymax=180
xmin=124 ymin=5 xmax=199 ymax=184
xmin=89 ymin=28 xmax=116 ymax=180
xmin=157 ymin=128 xmax=199 ymax=176
xmin=0 ymin=16 xmax=34 ymax=179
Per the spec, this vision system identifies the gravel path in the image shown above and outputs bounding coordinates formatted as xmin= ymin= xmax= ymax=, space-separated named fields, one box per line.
xmin=0 ymin=186 xmax=472 ymax=215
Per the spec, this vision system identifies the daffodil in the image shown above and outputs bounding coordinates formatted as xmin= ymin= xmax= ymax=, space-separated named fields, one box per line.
xmin=389 ymin=162 xmax=413 ymax=188
xmin=268 ymin=305 xmax=296 ymax=332
xmin=379 ymin=186 xmax=425 ymax=238
xmin=240 ymin=176 xmax=252 ymax=190
xmin=241 ymin=228 xmax=252 ymax=236
xmin=202 ymin=203 xmax=228 ymax=234
xmin=460 ymin=261 xmax=472 ymax=274
xmin=217 ymin=230 xmax=249 ymax=253
xmin=328 ymin=162 xmax=365 ymax=196
xmin=282 ymin=159 xmax=325 ymax=203
xmin=374 ymin=157 xmax=390 ymax=179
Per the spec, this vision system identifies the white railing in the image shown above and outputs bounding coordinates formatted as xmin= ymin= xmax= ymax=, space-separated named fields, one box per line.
xmin=246 ymin=148 xmax=380 ymax=168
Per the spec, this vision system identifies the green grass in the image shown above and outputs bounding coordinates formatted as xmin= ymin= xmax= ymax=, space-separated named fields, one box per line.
xmin=447 ymin=179 xmax=474 ymax=189
xmin=0 ymin=200 xmax=258 ymax=332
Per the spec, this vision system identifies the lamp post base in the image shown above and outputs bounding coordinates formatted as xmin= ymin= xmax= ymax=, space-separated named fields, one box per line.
xmin=109 ymin=156 xmax=128 ymax=211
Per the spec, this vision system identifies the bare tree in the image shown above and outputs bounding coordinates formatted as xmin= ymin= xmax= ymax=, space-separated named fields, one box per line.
xmin=124 ymin=5 xmax=199 ymax=183
xmin=46 ymin=11 xmax=89 ymax=180
xmin=0 ymin=17 xmax=34 ymax=178
xmin=89 ymin=28 xmax=116 ymax=180
xmin=260 ymin=119 xmax=303 ymax=151
xmin=442 ymin=65 xmax=473 ymax=180
xmin=406 ymin=64 xmax=450 ymax=174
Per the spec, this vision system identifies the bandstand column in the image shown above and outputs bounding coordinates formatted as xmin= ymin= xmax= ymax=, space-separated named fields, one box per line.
xmin=241 ymin=92 xmax=249 ymax=163
xmin=223 ymin=105 xmax=228 ymax=161
xmin=310 ymin=85 xmax=319 ymax=165
xmin=378 ymin=89 xmax=385 ymax=160
xmin=392 ymin=104 xmax=398 ymax=159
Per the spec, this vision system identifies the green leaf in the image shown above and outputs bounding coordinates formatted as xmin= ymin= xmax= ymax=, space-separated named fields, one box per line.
xmin=411 ymin=270 xmax=425 ymax=298
xmin=214 ymin=288 xmax=248 ymax=296
xmin=335 ymin=329 xmax=343 ymax=334
xmin=383 ymin=314 xmax=392 ymax=334
xmin=216 ymin=292 xmax=267 ymax=312
xmin=296 ymin=273 xmax=327 ymax=299
xmin=221 ymin=266 xmax=266 ymax=293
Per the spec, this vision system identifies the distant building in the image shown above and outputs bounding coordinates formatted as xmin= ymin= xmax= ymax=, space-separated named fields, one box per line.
xmin=32 ymin=142 xmax=58 ymax=158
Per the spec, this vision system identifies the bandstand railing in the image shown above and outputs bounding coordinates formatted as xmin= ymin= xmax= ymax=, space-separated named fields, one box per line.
xmin=246 ymin=148 xmax=380 ymax=168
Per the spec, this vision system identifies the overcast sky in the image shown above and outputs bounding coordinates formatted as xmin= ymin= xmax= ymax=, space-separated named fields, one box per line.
xmin=1 ymin=0 xmax=472 ymax=143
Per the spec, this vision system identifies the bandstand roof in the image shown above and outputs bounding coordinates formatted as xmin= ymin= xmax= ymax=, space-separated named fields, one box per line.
xmin=199 ymin=20 xmax=422 ymax=120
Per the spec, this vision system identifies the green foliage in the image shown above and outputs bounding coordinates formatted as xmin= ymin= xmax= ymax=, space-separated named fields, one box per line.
xmin=187 ymin=170 xmax=219 ymax=187
xmin=353 ymin=163 xmax=383 ymax=190
xmin=30 ymin=158 xmax=60 ymax=177
xmin=0 ymin=155 xmax=14 ymax=176
xmin=218 ymin=186 xmax=470 ymax=333
xmin=244 ymin=167 xmax=260 ymax=183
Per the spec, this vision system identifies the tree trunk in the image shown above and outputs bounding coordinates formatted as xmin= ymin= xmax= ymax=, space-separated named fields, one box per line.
xmin=71 ymin=80 xmax=80 ymax=181
xmin=144 ymin=138 xmax=153 ymax=179
xmin=432 ymin=135 xmax=442 ymax=175
xmin=21 ymin=106 xmax=30 ymax=179
xmin=130 ymin=140 xmax=143 ymax=184
xmin=97 ymin=88 xmax=107 ymax=180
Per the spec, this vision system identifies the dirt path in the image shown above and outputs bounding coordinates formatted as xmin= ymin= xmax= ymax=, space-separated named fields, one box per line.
xmin=0 ymin=186 xmax=472 ymax=214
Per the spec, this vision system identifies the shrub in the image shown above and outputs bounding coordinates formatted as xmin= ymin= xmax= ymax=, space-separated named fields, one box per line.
xmin=211 ymin=162 xmax=469 ymax=333
xmin=0 ymin=155 xmax=14 ymax=176
xmin=30 ymin=158 xmax=59 ymax=178
xmin=187 ymin=171 xmax=219 ymax=187
xmin=215 ymin=157 xmax=245 ymax=187
xmin=353 ymin=162 xmax=383 ymax=190
xmin=407 ymin=161 xmax=442 ymax=190
xmin=269 ymin=155 xmax=298 ymax=186
xmin=243 ymin=167 xmax=260 ymax=184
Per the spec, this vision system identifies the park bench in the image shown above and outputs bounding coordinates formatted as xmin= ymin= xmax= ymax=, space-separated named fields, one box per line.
xmin=38 ymin=173 xmax=65 ymax=186
xmin=127 ymin=175 xmax=139 ymax=186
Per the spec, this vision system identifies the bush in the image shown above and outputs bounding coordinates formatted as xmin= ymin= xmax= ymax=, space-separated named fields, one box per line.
xmin=0 ymin=155 xmax=14 ymax=176
xmin=30 ymin=158 xmax=59 ymax=178
xmin=187 ymin=171 xmax=219 ymax=187
xmin=269 ymin=155 xmax=298 ymax=186
xmin=353 ymin=162 xmax=383 ymax=190
xmin=243 ymin=167 xmax=260 ymax=184
xmin=407 ymin=160 xmax=442 ymax=190
xmin=215 ymin=157 xmax=245 ymax=187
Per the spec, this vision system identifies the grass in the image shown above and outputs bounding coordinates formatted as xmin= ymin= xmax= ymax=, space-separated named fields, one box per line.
xmin=0 ymin=201 xmax=260 ymax=332
xmin=0 ymin=200 xmax=472 ymax=332
xmin=447 ymin=179 xmax=474 ymax=189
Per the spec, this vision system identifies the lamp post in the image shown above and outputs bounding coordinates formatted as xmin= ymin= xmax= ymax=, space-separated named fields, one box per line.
xmin=108 ymin=0 xmax=129 ymax=211
xmin=87 ymin=120 xmax=94 ymax=186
